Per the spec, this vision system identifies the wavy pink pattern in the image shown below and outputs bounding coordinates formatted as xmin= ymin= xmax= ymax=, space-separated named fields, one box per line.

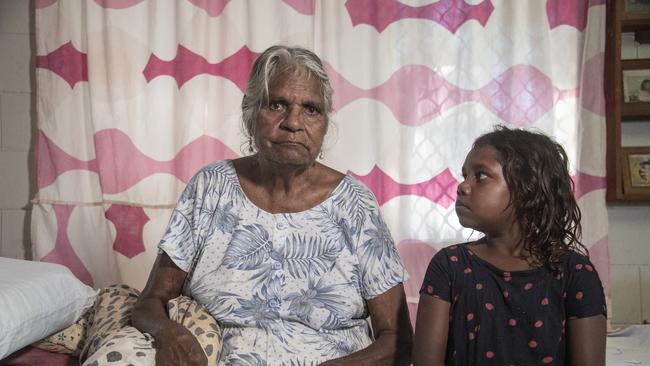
xmin=397 ymin=239 xmax=437 ymax=327
xmin=37 ymin=130 xmax=98 ymax=189
xmin=105 ymin=204 xmax=150 ymax=258
xmin=94 ymin=129 xmax=238 ymax=194
xmin=580 ymin=53 xmax=605 ymax=116
xmin=41 ymin=204 xmax=94 ymax=286
xmin=94 ymin=0 xmax=145 ymax=9
xmin=35 ymin=41 xmax=87 ymax=88
xmin=546 ymin=0 xmax=605 ymax=31
xmin=350 ymin=165 xmax=457 ymax=208
xmin=188 ymin=0 xmax=230 ymax=16
xmin=143 ymin=45 xmax=258 ymax=90
xmin=573 ymin=171 xmax=607 ymax=199
xmin=345 ymin=0 xmax=494 ymax=33
xmin=283 ymin=0 xmax=315 ymax=15
xmin=328 ymin=63 xmax=575 ymax=126
xmin=35 ymin=0 xmax=57 ymax=8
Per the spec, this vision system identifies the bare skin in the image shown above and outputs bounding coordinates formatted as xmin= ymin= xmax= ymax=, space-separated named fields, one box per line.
xmin=132 ymin=67 xmax=412 ymax=365
xmin=413 ymin=145 xmax=605 ymax=366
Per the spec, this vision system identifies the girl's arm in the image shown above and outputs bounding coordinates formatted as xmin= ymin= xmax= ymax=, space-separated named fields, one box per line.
xmin=566 ymin=315 xmax=606 ymax=366
xmin=412 ymin=294 xmax=450 ymax=366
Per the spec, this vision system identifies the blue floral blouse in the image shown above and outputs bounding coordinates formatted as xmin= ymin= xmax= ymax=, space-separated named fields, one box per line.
xmin=159 ymin=160 xmax=408 ymax=365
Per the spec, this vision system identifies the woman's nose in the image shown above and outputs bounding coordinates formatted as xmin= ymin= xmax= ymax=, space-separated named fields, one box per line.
xmin=281 ymin=105 xmax=303 ymax=131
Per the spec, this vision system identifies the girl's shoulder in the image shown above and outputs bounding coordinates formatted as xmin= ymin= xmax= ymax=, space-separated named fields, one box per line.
xmin=559 ymin=249 xmax=598 ymax=273
xmin=430 ymin=242 xmax=475 ymax=265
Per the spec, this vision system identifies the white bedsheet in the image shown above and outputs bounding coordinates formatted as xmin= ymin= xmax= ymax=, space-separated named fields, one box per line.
xmin=607 ymin=325 xmax=650 ymax=365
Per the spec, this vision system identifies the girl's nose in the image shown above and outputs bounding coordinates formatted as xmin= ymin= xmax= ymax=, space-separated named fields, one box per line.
xmin=457 ymin=180 xmax=469 ymax=195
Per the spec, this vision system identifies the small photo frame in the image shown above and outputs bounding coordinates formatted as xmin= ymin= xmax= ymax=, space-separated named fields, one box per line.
xmin=622 ymin=69 xmax=650 ymax=103
xmin=625 ymin=0 xmax=650 ymax=14
xmin=621 ymin=147 xmax=650 ymax=197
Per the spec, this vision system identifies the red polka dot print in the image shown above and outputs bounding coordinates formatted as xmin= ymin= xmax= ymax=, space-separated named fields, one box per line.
xmin=450 ymin=255 xmax=458 ymax=262
xmin=503 ymin=290 xmax=509 ymax=298
xmin=475 ymin=283 xmax=483 ymax=290
xmin=486 ymin=351 xmax=494 ymax=359
xmin=528 ymin=340 xmax=538 ymax=348
xmin=534 ymin=320 xmax=544 ymax=328
xmin=541 ymin=297 xmax=549 ymax=305
xmin=576 ymin=291 xmax=584 ymax=300
xmin=542 ymin=356 xmax=553 ymax=364
xmin=508 ymin=318 xmax=517 ymax=326
xmin=585 ymin=264 xmax=594 ymax=271
xmin=524 ymin=282 xmax=533 ymax=290
xmin=485 ymin=303 xmax=494 ymax=310
xmin=575 ymin=263 xmax=583 ymax=270
xmin=468 ymin=332 xmax=475 ymax=340
xmin=467 ymin=313 xmax=474 ymax=321
xmin=464 ymin=267 xmax=472 ymax=274
xmin=426 ymin=285 xmax=433 ymax=294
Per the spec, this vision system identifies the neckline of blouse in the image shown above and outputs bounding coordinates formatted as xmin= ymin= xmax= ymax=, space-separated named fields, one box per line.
xmin=462 ymin=243 xmax=546 ymax=276
xmin=225 ymin=159 xmax=350 ymax=216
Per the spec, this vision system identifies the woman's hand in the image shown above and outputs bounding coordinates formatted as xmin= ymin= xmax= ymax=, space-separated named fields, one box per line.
xmin=154 ymin=323 xmax=208 ymax=366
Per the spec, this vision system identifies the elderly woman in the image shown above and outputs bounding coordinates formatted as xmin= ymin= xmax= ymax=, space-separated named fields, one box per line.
xmin=131 ymin=45 xmax=412 ymax=365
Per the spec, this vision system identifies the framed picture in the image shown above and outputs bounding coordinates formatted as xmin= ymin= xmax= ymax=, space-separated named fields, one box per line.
xmin=622 ymin=68 xmax=650 ymax=103
xmin=625 ymin=0 xmax=650 ymax=15
xmin=621 ymin=147 xmax=650 ymax=197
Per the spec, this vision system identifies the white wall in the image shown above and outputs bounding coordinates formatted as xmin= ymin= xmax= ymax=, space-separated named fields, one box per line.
xmin=0 ymin=0 xmax=32 ymax=260
xmin=0 ymin=0 xmax=648 ymax=326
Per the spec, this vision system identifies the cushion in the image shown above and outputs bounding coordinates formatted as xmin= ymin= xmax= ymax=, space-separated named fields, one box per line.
xmin=0 ymin=258 xmax=98 ymax=360
xmin=79 ymin=284 xmax=221 ymax=365
xmin=32 ymin=309 xmax=91 ymax=355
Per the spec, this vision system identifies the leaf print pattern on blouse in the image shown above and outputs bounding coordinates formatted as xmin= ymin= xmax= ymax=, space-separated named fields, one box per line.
xmin=223 ymin=224 xmax=272 ymax=270
xmin=286 ymin=275 xmax=351 ymax=329
xmin=278 ymin=234 xmax=342 ymax=279
xmin=158 ymin=161 xmax=407 ymax=364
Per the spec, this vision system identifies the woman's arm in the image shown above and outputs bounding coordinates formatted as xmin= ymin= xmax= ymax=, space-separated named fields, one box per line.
xmin=131 ymin=252 xmax=207 ymax=366
xmin=320 ymin=284 xmax=413 ymax=366
xmin=566 ymin=315 xmax=606 ymax=366
xmin=412 ymin=294 xmax=450 ymax=366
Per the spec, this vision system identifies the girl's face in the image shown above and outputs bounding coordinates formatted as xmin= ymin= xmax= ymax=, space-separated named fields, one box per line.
xmin=455 ymin=144 xmax=517 ymax=236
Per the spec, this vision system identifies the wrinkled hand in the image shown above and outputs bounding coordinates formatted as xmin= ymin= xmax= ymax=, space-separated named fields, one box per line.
xmin=154 ymin=323 xmax=208 ymax=366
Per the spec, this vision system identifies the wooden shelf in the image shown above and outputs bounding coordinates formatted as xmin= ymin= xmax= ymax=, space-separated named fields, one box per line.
xmin=605 ymin=0 xmax=650 ymax=203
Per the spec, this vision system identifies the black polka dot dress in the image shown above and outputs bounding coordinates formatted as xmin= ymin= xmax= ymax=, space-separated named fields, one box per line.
xmin=420 ymin=243 xmax=606 ymax=365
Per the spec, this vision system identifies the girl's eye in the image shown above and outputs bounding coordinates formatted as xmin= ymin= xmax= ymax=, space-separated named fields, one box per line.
xmin=475 ymin=172 xmax=488 ymax=181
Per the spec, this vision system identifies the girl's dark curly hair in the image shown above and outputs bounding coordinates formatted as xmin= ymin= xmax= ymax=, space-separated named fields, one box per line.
xmin=473 ymin=125 xmax=588 ymax=271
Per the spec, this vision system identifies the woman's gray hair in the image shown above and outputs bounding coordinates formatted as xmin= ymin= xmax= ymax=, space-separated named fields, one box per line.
xmin=242 ymin=45 xmax=333 ymax=151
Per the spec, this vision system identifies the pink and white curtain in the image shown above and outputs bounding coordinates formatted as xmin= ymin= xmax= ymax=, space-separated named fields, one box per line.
xmin=33 ymin=0 xmax=610 ymax=317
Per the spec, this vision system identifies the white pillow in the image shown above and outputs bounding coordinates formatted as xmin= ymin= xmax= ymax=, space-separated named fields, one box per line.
xmin=0 ymin=257 xmax=98 ymax=359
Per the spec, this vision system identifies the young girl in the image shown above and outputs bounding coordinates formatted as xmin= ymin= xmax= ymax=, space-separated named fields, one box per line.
xmin=413 ymin=126 xmax=607 ymax=366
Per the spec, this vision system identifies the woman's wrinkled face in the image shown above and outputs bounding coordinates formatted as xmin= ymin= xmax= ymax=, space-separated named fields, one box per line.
xmin=255 ymin=68 xmax=327 ymax=167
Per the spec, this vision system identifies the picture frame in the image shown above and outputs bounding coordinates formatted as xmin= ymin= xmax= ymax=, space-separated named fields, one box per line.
xmin=622 ymin=67 xmax=650 ymax=104
xmin=621 ymin=147 xmax=650 ymax=197
xmin=625 ymin=0 xmax=650 ymax=15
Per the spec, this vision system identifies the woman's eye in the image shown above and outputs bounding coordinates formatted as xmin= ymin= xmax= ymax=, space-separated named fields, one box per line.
xmin=305 ymin=105 xmax=320 ymax=115
xmin=269 ymin=102 xmax=283 ymax=111
xmin=475 ymin=172 xmax=487 ymax=181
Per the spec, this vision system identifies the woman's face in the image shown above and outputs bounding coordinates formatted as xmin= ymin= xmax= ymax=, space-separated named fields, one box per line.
xmin=255 ymin=68 xmax=327 ymax=167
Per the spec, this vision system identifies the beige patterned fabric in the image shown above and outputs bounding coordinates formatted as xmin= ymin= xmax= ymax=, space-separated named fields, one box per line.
xmin=32 ymin=313 xmax=90 ymax=355
xmin=35 ymin=284 xmax=221 ymax=365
